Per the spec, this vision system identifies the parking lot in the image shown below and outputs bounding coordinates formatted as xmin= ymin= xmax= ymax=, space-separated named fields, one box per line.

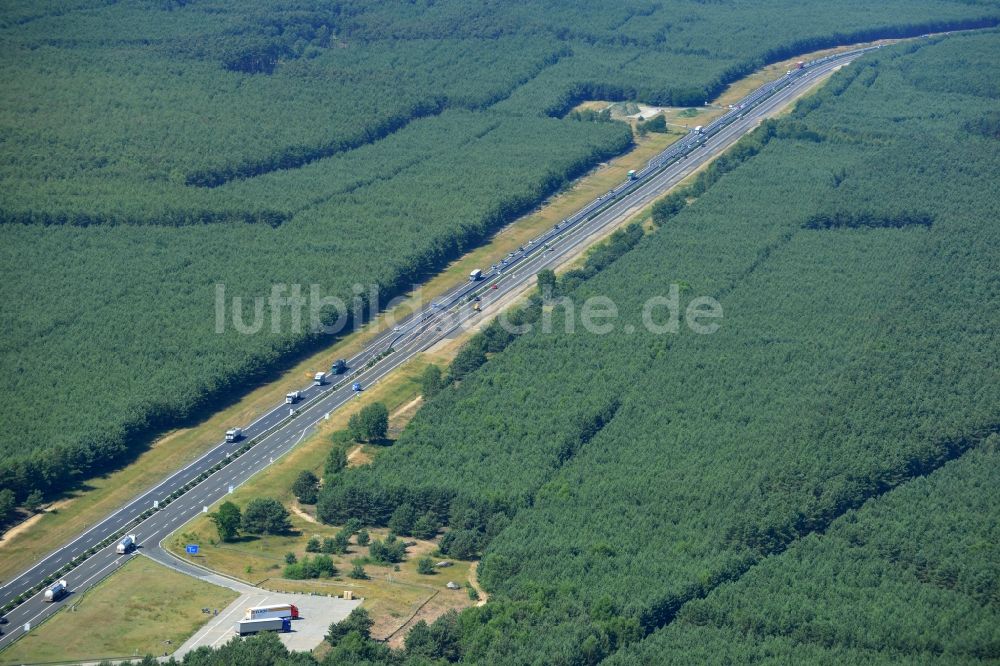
xmin=174 ymin=590 xmax=361 ymax=656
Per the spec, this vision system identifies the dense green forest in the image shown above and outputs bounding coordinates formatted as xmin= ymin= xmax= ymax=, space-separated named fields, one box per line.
xmin=132 ymin=441 xmax=1000 ymax=665
xmin=2 ymin=4 xmax=999 ymax=503
xmin=313 ymin=31 xmax=1000 ymax=663
xmin=608 ymin=442 xmax=1000 ymax=664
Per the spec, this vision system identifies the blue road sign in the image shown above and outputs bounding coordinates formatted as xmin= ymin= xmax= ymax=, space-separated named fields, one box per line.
xmin=186 ymin=544 xmax=199 ymax=555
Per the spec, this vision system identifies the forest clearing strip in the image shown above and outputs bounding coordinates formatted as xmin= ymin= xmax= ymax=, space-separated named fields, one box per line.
xmin=636 ymin=423 xmax=1000 ymax=635
xmin=188 ymin=53 xmax=569 ymax=189
xmin=0 ymin=37 xmax=888 ymax=580
xmin=0 ymin=40 xmax=899 ymax=636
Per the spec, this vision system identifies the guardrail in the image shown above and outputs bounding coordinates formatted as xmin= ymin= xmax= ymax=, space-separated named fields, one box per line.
xmin=0 ymin=409 xmax=297 ymax=617
xmin=0 ymin=40 xmax=883 ymax=628
xmin=391 ymin=46 xmax=883 ymax=329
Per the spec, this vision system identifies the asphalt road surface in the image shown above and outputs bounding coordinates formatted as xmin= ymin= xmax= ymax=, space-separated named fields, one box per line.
xmin=0 ymin=45 xmax=877 ymax=653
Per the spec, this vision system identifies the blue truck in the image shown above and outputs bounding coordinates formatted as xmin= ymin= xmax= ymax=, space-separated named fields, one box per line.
xmin=234 ymin=617 xmax=291 ymax=636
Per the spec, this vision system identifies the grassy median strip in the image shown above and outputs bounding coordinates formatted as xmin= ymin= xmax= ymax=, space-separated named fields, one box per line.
xmin=0 ymin=35 xmax=896 ymax=598
xmin=0 ymin=133 xmax=674 ymax=588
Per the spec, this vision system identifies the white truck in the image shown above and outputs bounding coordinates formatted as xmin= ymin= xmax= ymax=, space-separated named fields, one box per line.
xmin=245 ymin=603 xmax=299 ymax=620
xmin=116 ymin=534 xmax=137 ymax=554
xmin=693 ymin=125 xmax=703 ymax=134
xmin=44 ymin=580 xmax=68 ymax=602
xmin=627 ymin=169 xmax=637 ymax=181
xmin=313 ymin=371 xmax=326 ymax=386
xmin=469 ymin=268 xmax=482 ymax=282
xmin=234 ymin=617 xmax=290 ymax=636
xmin=225 ymin=427 xmax=242 ymax=443
xmin=285 ymin=391 xmax=302 ymax=404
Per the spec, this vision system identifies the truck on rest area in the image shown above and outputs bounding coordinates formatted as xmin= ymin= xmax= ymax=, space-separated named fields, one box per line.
xmin=313 ymin=371 xmax=326 ymax=386
xmin=693 ymin=125 xmax=703 ymax=134
xmin=234 ymin=617 xmax=290 ymax=636
xmin=796 ymin=60 xmax=805 ymax=69
xmin=225 ymin=427 xmax=242 ymax=443
xmin=285 ymin=391 xmax=302 ymax=404
xmin=469 ymin=268 xmax=482 ymax=282
xmin=331 ymin=359 xmax=347 ymax=374
xmin=245 ymin=603 xmax=299 ymax=621
xmin=44 ymin=580 xmax=68 ymax=602
xmin=116 ymin=534 xmax=137 ymax=554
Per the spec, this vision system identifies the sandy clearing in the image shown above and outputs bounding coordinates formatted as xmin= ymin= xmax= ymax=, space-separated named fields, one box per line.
xmin=290 ymin=503 xmax=318 ymax=524
xmin=468 ymin=561 xmax=488 ymax=607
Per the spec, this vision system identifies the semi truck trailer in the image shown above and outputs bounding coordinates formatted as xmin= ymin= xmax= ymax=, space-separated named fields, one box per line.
xmin=245 ymin=603 xmax=299 ymax=620
xmin=234 ymin=617 xmax=291 ymax=636
xmin=225 ymin=427 xmax=242 ymax=443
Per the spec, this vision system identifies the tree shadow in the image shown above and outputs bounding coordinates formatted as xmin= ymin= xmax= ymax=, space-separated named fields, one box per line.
xmin=235 ymin=527 xmax=303 ymax=541
xmin=225 ymin=534 xmax=261 ymax=545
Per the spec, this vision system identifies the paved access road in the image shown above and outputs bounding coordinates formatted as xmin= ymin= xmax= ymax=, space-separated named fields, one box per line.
xmin=0 ymin=45 xmax=876 ymax=652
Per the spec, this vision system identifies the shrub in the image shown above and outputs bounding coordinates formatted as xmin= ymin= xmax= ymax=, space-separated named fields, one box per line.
xmin=327 ymin=607 xmax=373 ymax=646
xmin=334 ymin=530 xmax=351 ymax=553
xmin=420 ymin=364 xmax=444 ymax=399
xmin=389 ymin=503 xmax=417 ymax=536
xmin=241 ymin=498 xmax=291 ymax=535
xmin=440 ymin=530 xmax=479 ymax=560
xmin=325 ymin=446 xmax=348 ymax=476
xmin=292 ymin=470 xmax=319 ymax=505
xmin=348 ymin=403 xmax=389 ymax=442
xmin=369 ymin=534 xmax=406 ymax=564
xmin=285 ymin=555 xmax=337 ymax=579
xmin=412 ymin=511 xmax=441 ymax=540
xmin=210 ymin=501 xmax=242 ymax=542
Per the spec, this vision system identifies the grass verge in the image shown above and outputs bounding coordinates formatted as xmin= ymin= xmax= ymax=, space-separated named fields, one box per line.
xmin=0 ymin=557 xmax=236 ymax=665
xmin=0 ymin=126 xmax=674 ymax=588
xmin=161 ymin=357 xmax=475 ymax=641
xmin=0 ymin=33 xmax=898 ymax=592
xmin=145 ymin=36 xmax=876 ymax=649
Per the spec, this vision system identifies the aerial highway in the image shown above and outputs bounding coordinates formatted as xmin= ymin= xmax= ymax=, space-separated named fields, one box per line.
xmin=0 ymin=45 xmax=876 ymax=651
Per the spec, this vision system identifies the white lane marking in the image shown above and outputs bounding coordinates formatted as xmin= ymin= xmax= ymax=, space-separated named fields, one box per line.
xmin=6 ymin=554 xmax=133 ymax=644
xmin=3 ymin=57 xmax=850 ymax=609
xmin=209 ymin=594 xmax=269 ymax=647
